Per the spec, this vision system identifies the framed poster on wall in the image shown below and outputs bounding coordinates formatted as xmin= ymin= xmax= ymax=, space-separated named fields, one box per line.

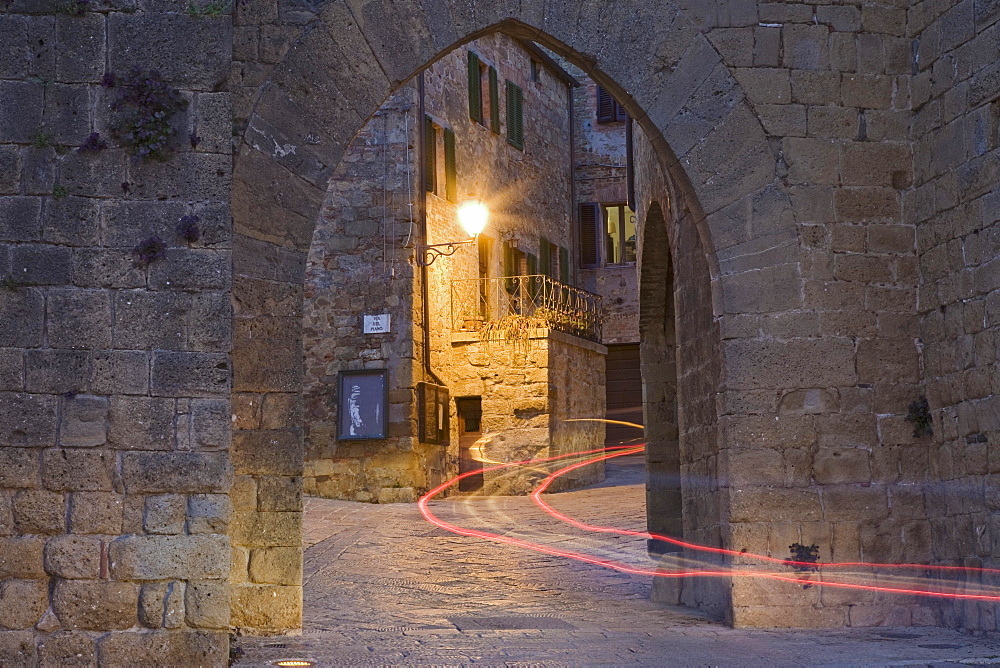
xmin=338 ymin=370 xmax=388 ymax=439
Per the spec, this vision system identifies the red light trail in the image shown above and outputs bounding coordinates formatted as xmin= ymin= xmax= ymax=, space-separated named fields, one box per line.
xmin=418 ymin=443 xmax=1000 ymax=604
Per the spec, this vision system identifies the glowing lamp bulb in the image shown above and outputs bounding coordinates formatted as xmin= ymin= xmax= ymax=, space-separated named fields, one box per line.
xmin=457 ymin=200 xmax=488 ymax=237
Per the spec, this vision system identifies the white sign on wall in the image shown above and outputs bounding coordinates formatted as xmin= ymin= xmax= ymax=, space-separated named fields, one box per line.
xmin=363 ymin=314 xmax=391 ymax=334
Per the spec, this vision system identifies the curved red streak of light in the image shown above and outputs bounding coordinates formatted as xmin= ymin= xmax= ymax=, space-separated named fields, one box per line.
xmin=418 ymin=446 xmax=1000 ymax=602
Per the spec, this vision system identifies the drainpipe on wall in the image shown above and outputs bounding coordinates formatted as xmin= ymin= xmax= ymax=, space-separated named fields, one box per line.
xmin=567 ymin=80 xmax=578 ymax=287
xmin=417 ymin=71 xmax=445 ymax=386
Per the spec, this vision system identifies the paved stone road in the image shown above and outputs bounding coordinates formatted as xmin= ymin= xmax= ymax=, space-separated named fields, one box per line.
xmin=236 ymin=455 xmax=1000 ymax=666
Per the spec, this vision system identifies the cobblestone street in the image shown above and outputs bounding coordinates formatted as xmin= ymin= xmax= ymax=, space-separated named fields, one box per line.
xmin=235 ymin=456 xmax=1000 ymax=666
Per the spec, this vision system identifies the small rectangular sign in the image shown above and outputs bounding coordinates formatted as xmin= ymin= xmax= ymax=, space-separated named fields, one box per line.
xmin=363 ymin=314 xmax=390 ymax=334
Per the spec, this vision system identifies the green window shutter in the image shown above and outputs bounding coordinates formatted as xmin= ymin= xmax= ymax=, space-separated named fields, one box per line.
xmin=443 ymin=127 xmax=456 ymax=203
xmin=526 ymin=252 xmax=537 ymax=276
xmin=489 ymin=66 xmax=500 ymax=134
xmin=423 ymin=115 xmax=435 ymax=192
xmin=468 ymin=52 xmax=482 ymax=123
xmin=506 ymin=81 xmax=524 ymax=150
xmin=579 ymin=202 xmax=600 ymax=268
xmin=539 ymin=237 xmax=551 ymax=277
xmin=559 ymin=246 xmax=569 ymax=284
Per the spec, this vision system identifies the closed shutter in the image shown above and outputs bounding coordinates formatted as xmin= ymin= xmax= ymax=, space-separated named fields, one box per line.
xmin=489 ymin=66 xmax=500 ymax=134
xmin=597 ymin=85 xmax=615 ymax=123
xmin=468 ymin=52 xmax=481 ymax=123
xmin=559 ymin=246 xmax=569 ymax=284
xmin=423 ymin=115 xmax=435 ymax=192
xmin=539 ymin=237 xmax=551 ymax=277
xmin=443 ymin=127 xmax=456 ymax=203
xmin=597 ymin=85 xmax=626 ymax=123
xmin=526 ymin=252 xmax=537 ymax=276
xmin=506 ymin=81 xmax=524 ymax=150
xmin=579 ymin=202 xmax=600 ymax=268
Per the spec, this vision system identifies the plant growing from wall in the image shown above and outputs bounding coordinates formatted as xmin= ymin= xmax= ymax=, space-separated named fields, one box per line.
xmin=480 ymin=313 xmax=545 ymax=364
xmin=132 ymin=236 xmax=167 ymax=269
xmin=77 ymin=132 xmax=108 ymax=153
xmin=57 ymin=0 xmax=90 ymax=14
xmin=176 ymin=215 xmax=201 ymax=243
xmin=109 ymin=68 xmax=188 ymax=161
xmin=52 ymin=185 xmax=68 ymax=199
xmin=785 ymin=542 xmax=820 ymax=588
xmin=187 ymin=0 xmax=231 ymax=17
xmin=906 ymin=395 xmax=933 ymax=438
xmin=31 ymin=130 xmax=53 ymax=148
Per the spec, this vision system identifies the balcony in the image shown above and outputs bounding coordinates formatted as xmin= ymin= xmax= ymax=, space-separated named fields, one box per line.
xmin=451 ymin=275 xmax=603 ymax=343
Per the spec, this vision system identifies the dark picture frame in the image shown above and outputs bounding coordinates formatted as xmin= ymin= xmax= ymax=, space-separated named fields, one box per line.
xmin=338 ymin=370 xmax=388 ymax=440
xmin=417 ymin=382 xmax=450 ymax=446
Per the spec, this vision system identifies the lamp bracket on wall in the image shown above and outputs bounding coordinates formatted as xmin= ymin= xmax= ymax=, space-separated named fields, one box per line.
xmin=415 ymin=239 xmax=475 ymax=266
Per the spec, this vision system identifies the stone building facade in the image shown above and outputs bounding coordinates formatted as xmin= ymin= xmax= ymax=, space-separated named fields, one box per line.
xmin=301 ymin=34 xmax=607 ymax=502
xmin=0 ymin=0 xmax=998 ymax=663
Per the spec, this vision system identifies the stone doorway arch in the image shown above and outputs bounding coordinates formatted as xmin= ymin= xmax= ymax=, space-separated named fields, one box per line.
xmin=231 ymin=1 xmax=793 ymax=633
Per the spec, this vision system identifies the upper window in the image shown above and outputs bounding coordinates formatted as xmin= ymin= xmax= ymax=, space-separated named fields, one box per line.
xmin=424 ymin=116 xmax=456 ymax=203
xmin=596 ymin=85 xmax=627 ymax=123
xmin=579 ymin=202 xmax=635 ymax=267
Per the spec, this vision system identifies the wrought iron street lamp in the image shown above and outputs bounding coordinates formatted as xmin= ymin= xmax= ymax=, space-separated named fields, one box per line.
xmin=416 ymin=200 xmax=488 ymax=266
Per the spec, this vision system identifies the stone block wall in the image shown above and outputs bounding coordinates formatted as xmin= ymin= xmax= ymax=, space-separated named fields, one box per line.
xmin=301 ymin=86 xmax=427 ymax=503
xmin=0 ymin=0 xmax=234 ymax=661
xmin=909 ymin=0 xmax=1000 ymax=633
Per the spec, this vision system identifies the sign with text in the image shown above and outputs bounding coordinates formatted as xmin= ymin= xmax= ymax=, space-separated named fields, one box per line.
xmin=363 ymin=314 xmax=391 ymax=334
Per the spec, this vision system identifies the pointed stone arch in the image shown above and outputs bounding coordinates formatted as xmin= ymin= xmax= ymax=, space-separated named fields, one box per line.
xmin=230 ymin=1 xmax=801 ymax=631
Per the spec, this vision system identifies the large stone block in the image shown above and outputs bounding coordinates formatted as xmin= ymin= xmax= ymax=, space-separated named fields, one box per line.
xmin=144 ymin=495 xmax=186 ymax=535
xmin=24 ymin=350 xmax=89 ymax=394
xmin=13 ymin=489 xmax=64 ymax=534
xmin=91 ymin=350 xmax=149 ymax=395
xmin=0 ymin=537 xmax=44 ymax=578
xmin=231 ymin=584 xmax=301 ymax=630
xmin=139 ymin=581 xmax=185 ymax=629
xmin=0 ymin=288 xmax=44 ymax=347
xmin=0 ymin=196 xmax=42 ymax=241
xmin=729 ymin=488 xmax=822 ymax=523
xmin=813 ymin=448 xmax=873 ymax=484
xmin=190 ymin=398 xmax=231 ymax=450
xmin=151 ymin=351 xmax=231 ymax=397
xmin=0 ymin=81 xmax=44 ymax=143
xmin=53 ymin=580 xmax=138 ymax=630
xmin=187 ymin=494 xmax=233 ymax=534
xmin=44 ymin=535 xmax=101 ymax=579
xmin=256 ymin=475 xmax=302 ymax=512
xmin=0 ymin=578 xmax=48 ymax=629
xmin=112 ymin=290 xmax=189 ymax=351
xmin=108 ymin=534 xmax=230 ymax=580
xmin=59 ymin=395 xmax=109 ymax=448
xmin=46 ymin=290 xmax=113 ymax=350
xmin=36 ymin=631 xmax=97 ymax=666
xmin=0 ymin=630 xmax=34 ymax=665
xmin=96 ymin=629 xmax=228 ymax=666
xmin=232 ymin=429 xmax=303 ymax=476
xmin=822 ymin=485 xmax=889 ymax=521
xmin=43 ymin=448 xmax=114 ymax=492
xmin=149 ymin=249 xmax=231 ymax=292
xmin=230 ymin=510 xmax=301 ymax=547
xmin=108 ymin=14 xmax=231 ymax=88
xmin=185 ymin=580 xmax=230 ymax=629
xmin=108 ymin=396 xmax=176 ymax=450
xmin=248 ymin=546 xmax=302 ymax=586
xmin=121 ymin=451 xmax=232 ymax=493
xmin=69 ymin=491 xmax=124 ymax=535
xmin=0 ymin=446 xmax=39 ymax=488
xmin=10 ymin=244 xmax=73 ymax=285
xmin=723 ymin=338 xmax=857 ymax=389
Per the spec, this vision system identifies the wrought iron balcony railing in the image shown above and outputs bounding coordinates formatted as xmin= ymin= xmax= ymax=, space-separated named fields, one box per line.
xmin=451 ymin=275 xmax=603 ymax=343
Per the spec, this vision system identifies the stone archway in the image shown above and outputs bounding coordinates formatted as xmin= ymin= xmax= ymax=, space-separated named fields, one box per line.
xmin=230 ymin=1 xmax=796 ymax=633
